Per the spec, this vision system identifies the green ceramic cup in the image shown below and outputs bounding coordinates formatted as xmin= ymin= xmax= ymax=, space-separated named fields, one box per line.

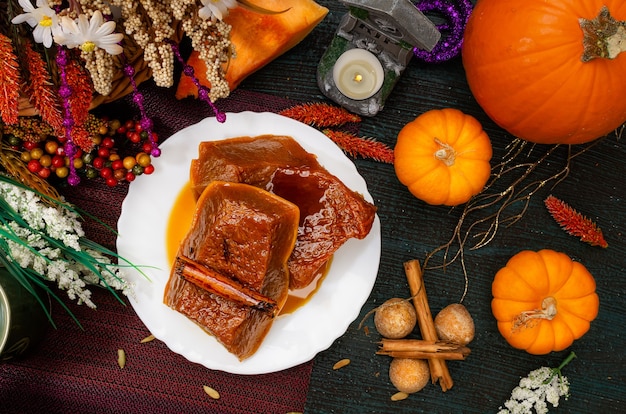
xmin=0 ymin=266 xmax=49 ymax=361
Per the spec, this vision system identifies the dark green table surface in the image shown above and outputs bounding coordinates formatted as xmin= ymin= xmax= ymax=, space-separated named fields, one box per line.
xmin=240 ymin=1 xmax=625 ymax=412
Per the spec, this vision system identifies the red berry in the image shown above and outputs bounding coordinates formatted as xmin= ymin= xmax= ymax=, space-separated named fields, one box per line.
xmin=100 ymin=167 xmax=113 ymax=179
xmin=101 ymin=137 xmax=115 ymax=148
xmin=116 ymin=126 xmax=127 ymax=134
xmin=105 ymin=177 xmax=118 ymax=187
xmin=23 ymin=141 xmax=39 ymax=151
xmin=125 ymin=171 xmax=136 ymax=182
xmin=52 ymin=155 xmax=65 ymax=168
xmin=93 ymin=157 xmax=105 ymax=169
xmin=37 ymin=167 xmax=51 ymax=179
xmin=27 ymin=159 xmax=42 ymax=173
xmin=97 ymin=147 xmax=110 ymax=158
xmin=128 ymin=131 xmax=141 ymax=143
xmin=142 ymin=142 xmax=153 ymax=153
xmin=111 ymin=159 xmax=124 ymax=170
xmin=73 ymin=148 xmax=83 ymax=159
xmin=143 ymin=164 xmax=155 ymax=175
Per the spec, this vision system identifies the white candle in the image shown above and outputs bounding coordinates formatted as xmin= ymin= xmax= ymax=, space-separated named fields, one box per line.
xmin=332 ymin=48 xmax=384 ymax=100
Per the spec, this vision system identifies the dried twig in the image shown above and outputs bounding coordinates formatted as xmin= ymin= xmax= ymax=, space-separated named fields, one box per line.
xmin=422 ymin=137 xmax=605 ymax=303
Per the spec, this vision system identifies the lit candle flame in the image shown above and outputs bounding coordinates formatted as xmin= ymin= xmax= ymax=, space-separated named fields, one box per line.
xmin=353 ymin=73 xmax=363 ymax=83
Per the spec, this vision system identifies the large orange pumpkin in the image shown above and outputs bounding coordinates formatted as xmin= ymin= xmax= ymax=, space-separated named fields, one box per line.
xmin=462 ymin=1 xmax=626 ymax=144
xmin=394 ymin=108 xmax=492 ymax=206
xmin=492 ymin=249 xmax=599 ymax=355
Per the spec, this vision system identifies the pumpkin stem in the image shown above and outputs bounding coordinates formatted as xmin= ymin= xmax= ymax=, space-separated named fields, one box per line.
xmin=580 ymin=6 xmax=626 ymax=62
xmin=512 ymin=296 xmax=557 ymax=332
xmin=433 ymin=137 xmax=456 ymax=166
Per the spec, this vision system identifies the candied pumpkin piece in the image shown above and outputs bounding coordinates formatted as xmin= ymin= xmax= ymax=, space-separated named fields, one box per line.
xmin=164 ymin=181 xmax=299 ymax=360
xmin=189 ymin=135 xmax=321 ymax=199
xmin=268 ymin=167 xmax=377 ymax=289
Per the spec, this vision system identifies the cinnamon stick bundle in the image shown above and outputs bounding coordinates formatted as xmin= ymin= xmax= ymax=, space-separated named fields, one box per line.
xmin=404 ymin=260 xmax=454 ymax=391
xmin=378 ymin=338 xmax=470 ymax=360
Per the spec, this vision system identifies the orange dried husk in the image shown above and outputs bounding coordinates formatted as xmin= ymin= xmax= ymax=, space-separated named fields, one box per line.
xmin=175 ymin=0 xmax=328 ymax=98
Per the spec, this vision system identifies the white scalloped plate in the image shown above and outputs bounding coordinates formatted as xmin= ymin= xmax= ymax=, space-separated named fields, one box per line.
xmin=117 ymin=112 xmax=381 ymax=374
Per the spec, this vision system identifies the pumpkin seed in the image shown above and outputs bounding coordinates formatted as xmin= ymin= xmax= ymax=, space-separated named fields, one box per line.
xmin=117 ymin=349 xmax=126 ymax=369
xmin=140 ymin=334 xmax=155 ymax=343
xmin=391 ymin=391 xmax=409 ymax=401
xmin=203 ymin=385 xmax=220 ymax=399
xmin=332 ymin=358 xmax=351 ymax=370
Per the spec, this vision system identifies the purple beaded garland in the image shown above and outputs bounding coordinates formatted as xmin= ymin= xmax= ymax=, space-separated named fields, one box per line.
xmin=413 ymin=0 xmax=473 ymax=63
xmin=56 ymin=47 xmax=81 ymax=185
xmin=167 ymin=39 xmax=226 ymax=123
xmin=121 ymin=56 xmax=160 ymax=157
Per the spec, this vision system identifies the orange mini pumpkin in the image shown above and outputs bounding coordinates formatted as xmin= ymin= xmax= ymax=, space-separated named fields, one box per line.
xmin=394 ymin=108 xmax=492 ymax=206
xmin=492 ymin=249 xmax=599 ymax=355
xmin=463 ymin=1 xmax=626 ymax=145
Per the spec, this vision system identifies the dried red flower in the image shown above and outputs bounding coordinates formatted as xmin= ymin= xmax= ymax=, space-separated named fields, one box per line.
xmin=0 ymin=34 xmax=21 ymax=125
xmin=323 ymin=129 xmax=394 ymax=164
xmin=544 ymin=195 xmax=608 ymax=248
xmin=70 ymin=124 xmax=95 ymax=153
xmin=23 ymin=41 xmax=64 ymax=134
xmin=65 ymin=54 xmax=94 ymax=126
xmin=280 ymin=103 xmax=361 ymax=127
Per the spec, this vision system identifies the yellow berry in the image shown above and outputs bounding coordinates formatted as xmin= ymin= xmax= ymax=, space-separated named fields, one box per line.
xmin=30 ymin=147 xmax=44 ymax=160
xmin=55 ymin=166 xmax=69 ymax=178
xmin=136 ymin=153 xmax=151 ymax=167
xmin=122 ymin=156 xmax=137 ymax=170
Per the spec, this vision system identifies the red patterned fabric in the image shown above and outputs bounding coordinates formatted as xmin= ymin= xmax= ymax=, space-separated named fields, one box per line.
xmin=0 ymin=85 xmax=312 ymax=413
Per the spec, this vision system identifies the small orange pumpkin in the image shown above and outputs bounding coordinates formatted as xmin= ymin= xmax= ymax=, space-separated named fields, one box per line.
xmin=492 ymin=249 xmax=599 ymax=355
xmin=394 ymin=108 xmax=492 ymax=206
xmin=462 ymin=1 xmax=626 ymax=145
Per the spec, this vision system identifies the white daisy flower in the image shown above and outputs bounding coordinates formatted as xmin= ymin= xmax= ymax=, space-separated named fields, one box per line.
xmin=53 ymin=10 xmax=123 ymax=55
xmin=199 ymin=0 xmax=238 ymax=21
xmin=10 ymin=0 xmax=58 ymax=48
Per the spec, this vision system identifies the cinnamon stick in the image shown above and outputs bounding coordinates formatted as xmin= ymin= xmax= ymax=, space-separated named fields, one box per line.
xmin=377 ymin=338 xmax=470 ymax=360
xmin=175 ymin=255 xmax=277 ymax=316
xmin=404 ymin=259 xmax=454 ymax=391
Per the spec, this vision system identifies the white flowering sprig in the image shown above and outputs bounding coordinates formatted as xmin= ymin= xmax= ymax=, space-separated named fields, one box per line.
xmin=198 ymin=0 xmax=238 ymax=21
xmin=10 ymin=0 xmax=59 ymax=47
xmin=11 ymin=1 xmax=123 ymax=54
xmin=53 ymin=10 xmax=123 ymax=55
xmin=498 ymin=352 xmax=576 ymax=414
xmin=0 ymin=174 xmax=139 ymax=327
